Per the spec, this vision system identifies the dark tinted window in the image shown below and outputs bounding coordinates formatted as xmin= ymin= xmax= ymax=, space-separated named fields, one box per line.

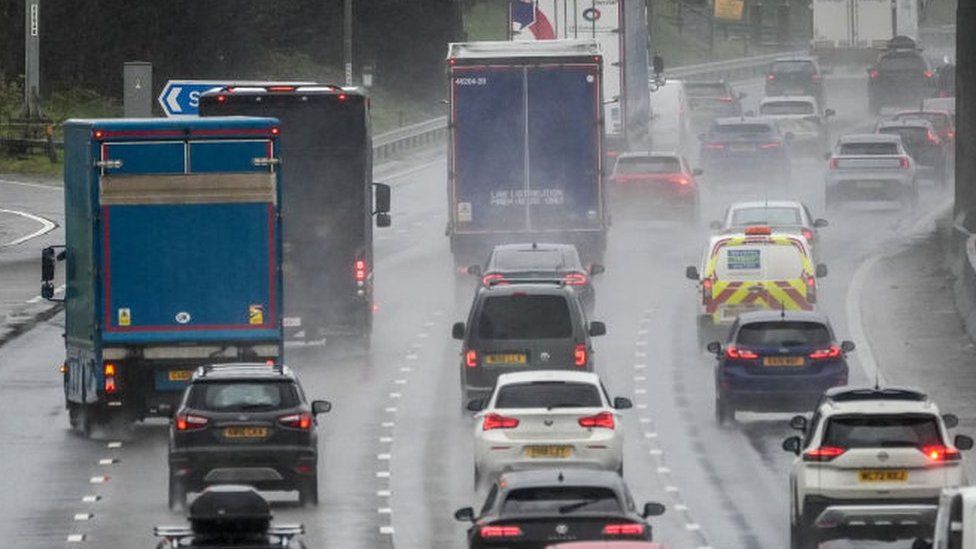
xmin=614 ymin=156 xmax=681 ymax=174
xmin=501 ymin=487 xmax=621 ymax=514
xmin=491 ymin=249 xmax=578 ymax=271
xmin=495 ymin=382 xmax=602 ymax=409
xmin=685 ymin=83 xmax=729 ymax=97
xmin=822 ymin=414 xmax=943 ymax=448
xmin=713 ymin=123 xmax=774 ymax=134
xmin=188 ymin=381 xmax=300 ymax=412
xmin=839 ymin=142 xmax=899 ymax=155
xmin=736 ymin=321 xmax=831 ymax=347
xmin=893 ymin=113 xmax=949 ymax=133
xmin=879 ymin=54 xmax=927 ymax=71
xmin=478 ymin=295 xmax=572 ymax=339
xmin=759 ymin=102 xmax=816 ymax=116
xmin=879 ymin=127 xmax=931 ymax=148
xmin=771 ymin=61 xmax=816 ymax=74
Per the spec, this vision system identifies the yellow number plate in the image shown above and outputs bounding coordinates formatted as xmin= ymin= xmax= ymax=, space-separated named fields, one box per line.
xmin=484 ymin=353 xmax=527 ymax=365
xmin=223 ymin=427 xmax=268 ymax=439
xmin=859 ymin=469 xmax=908 ymax=483
xmin=525 ymin=446 xmax=572 ymax=459
xmin=168 ymin=369 xmax=193 ymax=381
xmin=763 ymin=356 xmax=805 ymax=367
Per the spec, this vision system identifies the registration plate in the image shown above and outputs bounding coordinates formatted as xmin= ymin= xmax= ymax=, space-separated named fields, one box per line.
xmin=730 ymin=144 xmax=755 ymax=152
xmin=484 ymin=353 xmax=527 ymax=365
xmin=223 ymin=426 xmax=268 ymax=439
xmin=859 ymin=469 xmax=908 ymax=483
xmin=857 ymin=181 xmax=885 ymax=190
xmin=525 ymin=445 xmax=572 ymax=459
xmin=168 ymin=369 xmax=193 ymax=382
xmin=763 ymin=356 xmax=805 ymax=367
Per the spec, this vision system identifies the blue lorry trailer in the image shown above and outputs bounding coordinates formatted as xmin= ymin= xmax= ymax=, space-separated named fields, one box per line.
xmin=41 ymin=117 xmax=284 ymax=435
xmin=446 ymin=40 xmax=608 ymax=266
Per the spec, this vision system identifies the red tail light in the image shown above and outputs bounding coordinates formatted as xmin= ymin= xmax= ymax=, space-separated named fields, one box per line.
xmin=948 ymin=129 xmax=956 ymax=140
xmin=670 ymin=176 xmax=691 ymax=186
xmin=579 ymin=411 xmax=615 ymax=429
xmin=868 ymin=69 xmax=880 ymax=79
xmin=703 ymin=142 xmax=726 ymax=150
xmin=725 ymin=346 xmax=759 ymax=360
xmin=766 ymin=74 xmax=776 ymax=81
xmin=809 ymin=345 xmax=841 ymax=360
xmin=702 ymin=278 xmax=713 ymax=306
xmin=175 ymin=413 xmax=209 ymax=432
xmin=759 ymin=142 xmax=782 ymax=149
xmin=811 ymin=73 xmax=822 ymax=82
xmin=574 ymin=344 xmax=587 ymax=367
xmin=802 ymin=229 xmax=814 ymax=242
xmin=279 ymin=412 xmax=312 ymax=430
xmin=465 ymin=349 xmax=478 ymax=368
xmin=718 ymin=96 xmax=734 ymax=103
xmin=803 ymin=446 xmax=845 ymax=462
xmin=480 ymin=525 xmax=523 ymax=538
xmin=922 ymin=445 xmax=961 ymax=462
xmin=103 ymin=362 xmax=118 ymax=394
xmin=806 ymin=276 xmax=817 ymax=303
xmin=899 ymin=156 xmax=911 ymax=169
xmin=482 ymin=413 xmax=519 ymax=431
xmin=216 ymin=95 xmax=227 ymax=103
xmin=564 ymin=272 xmax=588 ymax=286
xmin=924 ymin=70 xmax=935 ymax=79
xmin=355 ymin=259 xmax=367 ymax=282
xmin=603 ymin=523 xmax=645 ymax=535
xmin=267 ymin=85 xmax=296 ymax=92
xmin=482 ymin=273 xmax=507 ymax=286
xmin=927 ymin=130 xmax=941 ymax=144
xmin=828 ymin=158 xmax=839 ymax=170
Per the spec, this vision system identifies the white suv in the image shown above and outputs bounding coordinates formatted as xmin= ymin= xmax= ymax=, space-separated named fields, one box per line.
xmin=782 ymin=387 xmax=973 ymax=549
xmin=466 ymin=371 xmax=632 ymax=489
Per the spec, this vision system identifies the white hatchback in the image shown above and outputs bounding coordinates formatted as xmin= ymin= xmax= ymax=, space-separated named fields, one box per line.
xmin=468 ymin=371 xmax=631 ymax=488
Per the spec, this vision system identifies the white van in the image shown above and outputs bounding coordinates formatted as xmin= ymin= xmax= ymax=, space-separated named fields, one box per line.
xmin=915 ymin=486 xmax=976 ymax=549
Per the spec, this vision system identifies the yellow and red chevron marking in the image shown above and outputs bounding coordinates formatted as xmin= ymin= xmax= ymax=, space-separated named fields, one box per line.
xmin=707 ymin=279 xmax=812 ymax=315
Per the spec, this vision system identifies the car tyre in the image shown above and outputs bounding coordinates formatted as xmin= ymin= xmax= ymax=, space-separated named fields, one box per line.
xmin=299 ymin=475 xmax=319 ymax=507
xmin=715 ymin=395 xmax=734 ymax=426
xmin=168 ymin=472 xmax=187 ymax=511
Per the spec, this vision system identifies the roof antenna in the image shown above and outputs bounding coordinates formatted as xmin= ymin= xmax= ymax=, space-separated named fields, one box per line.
xmin=557 ymin=471 xmax=564 ymax=483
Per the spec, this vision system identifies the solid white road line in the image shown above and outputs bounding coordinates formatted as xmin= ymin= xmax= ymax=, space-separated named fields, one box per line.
xmin=0 ymin=207 xmax=57 ymax=247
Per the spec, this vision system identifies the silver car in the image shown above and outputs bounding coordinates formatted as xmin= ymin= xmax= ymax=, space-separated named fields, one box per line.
xmin=758 ymin=96 xmax=835 ymax=157
xmin=824 ymin=134 xmax=917 ymax=210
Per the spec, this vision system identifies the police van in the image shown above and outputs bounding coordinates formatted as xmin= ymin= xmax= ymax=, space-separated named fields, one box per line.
xmin=685 ymin=226 xmax=828 ymax=346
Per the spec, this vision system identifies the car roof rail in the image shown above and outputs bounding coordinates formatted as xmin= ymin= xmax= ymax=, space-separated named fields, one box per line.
xmin=824 ymin=387 xmax=927 ymax=403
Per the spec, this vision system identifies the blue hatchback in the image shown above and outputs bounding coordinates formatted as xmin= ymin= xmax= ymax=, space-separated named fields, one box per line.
xmin=707 ymin=310 xmax=853 ymax=425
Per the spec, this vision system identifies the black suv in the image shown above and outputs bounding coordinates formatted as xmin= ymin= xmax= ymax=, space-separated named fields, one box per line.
xmin=454 ymin=468 xmax=665 ymax=548
xmin=868 ymin=40 xmax=937 ymax=113
xmin=876 ymin=119 xmax=950 ymax=185
xmin=452 ymin=283 xmax=606 ymax=404
xmin=466 ymin=243 xmax=604 ymax=314
xmin=765 ymin=57 xmax=825 ymax=105
xmin=168 ymin=363 xmax=332 ymax=509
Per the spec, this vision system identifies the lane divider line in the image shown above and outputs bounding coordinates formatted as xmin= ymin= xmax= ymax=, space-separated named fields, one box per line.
xmin=0 ymin=207 xmax=57 ymax=247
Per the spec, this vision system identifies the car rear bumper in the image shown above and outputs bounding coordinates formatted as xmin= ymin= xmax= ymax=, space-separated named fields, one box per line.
xmin=803 ymin=496 xmax=939 ymax=541
xmin=476 ymin=439 xmax=623 ymax=478
xmin=718 ymin=364 xmax=848 ymax=411
xmin=170 ymin=446 xmax=317 ymax=490
xmin=826 ymin=175 xmax=914 ymax=201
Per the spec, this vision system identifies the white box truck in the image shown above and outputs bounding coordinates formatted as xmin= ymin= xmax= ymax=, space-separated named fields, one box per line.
xmin=812 ymin=0 xmax=917 ymax=65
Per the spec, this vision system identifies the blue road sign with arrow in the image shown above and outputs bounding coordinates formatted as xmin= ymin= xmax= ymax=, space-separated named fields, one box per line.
xmin=157 ymin=80 xmax=228 ymax=117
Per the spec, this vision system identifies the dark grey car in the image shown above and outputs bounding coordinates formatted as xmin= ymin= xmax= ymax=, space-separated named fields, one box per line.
xmin=452 ymin=283 xmax=606 ymax=404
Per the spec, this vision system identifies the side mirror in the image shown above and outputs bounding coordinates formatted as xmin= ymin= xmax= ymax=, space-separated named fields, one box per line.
xmin=789 ymin=415 xmax=808 ymax=431
xmin=454 ymin=507 xmax=475 ymax=523
xmin=589 ymin=321 xmax=607 ymax=337
xmin=375 ymin=212 xmax=392 ymax=228
xmin=816 ymin=264 xmax=828 ymax=278
xmin=706 ymin=341 xmax=722 ymax=355
xmin=642 ymin=502 xmax=666 ymax=518
xmin=708 ymin=220 xmax=722 ymax=230
xmin=824 ymin=108 xmax=836 ymax=118
xmin=42 ymin=246 xmax=56 ymax=282
xmin=955 ymin=434 xmax=974 ymax=450
xmin=685 ymin=266 xmax=700 ymax=280
xmin=41 ymin=282 xmax=55 ymax=300
xmin=782 ymin=436 xmax=802 ymax=455
xmin=467 ymin=399 xmax=485 ymax=412
xmin=943 ymin=413 xmax=959 ymax=429
xmin=841 ymin=340 xmax=856 ymax=353
xmin=452 ymin=322 xmax=466 ymax=340
xmin=466 ymin=264 xmax=483 ymax=277
xmin=589 ymin=263 xmax=606 ymax=275
xmin=813 ymin=218 xmax=829 ymax=228
xmin=373 ymin=182 xmax=391 ymax=214
xmin=693 ymin=168 xmax=704 ymax=176
xmin=613 ymin=397 xmax=633 ymax=410
xmin=312 ymin=400 xmax=332 ymax=415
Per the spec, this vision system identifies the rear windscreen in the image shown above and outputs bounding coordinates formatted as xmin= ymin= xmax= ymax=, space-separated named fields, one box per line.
xmin=716 ymin=244 xmax=805 ymax=280
xmin=712 ymin=124 xmax=774 ymax=135
xmin=188 ymin=381 xmax=299 ymax=412
xmin=879 ymin=54 xmax=927 ymax=71
xmin=771 ymin=61 xmax=816 ymax=74
xmin=731 ymin=207 xmax=801 ymax=227
xmin=614 ymin=157 xmax=681 ymax=174
xmin=839 ymin=142 xmax=899 ymax=155
xmin=491 ymin=249 xmax=575 ymax=271
xmin=478 ymin=295 xmax=572 ymax=339
xmin=822 ymin=415 xmax=943 ymax=448
xmin=685 ymin=83 xmax=728 ymax=97
xmin=894 ymin=113 xmax=949 ymax=132
xmin=736 ymin=321 xmax=831 ymax=347
xmin=495 ymin=382 xmax=602 ymax=409
xmin=879 ymin=127 xmax=930 ymax=147
xmin=502 ymin=487 xmax=621 ymax=514
xmin=760 ymin=102 xmax=815 ymax=116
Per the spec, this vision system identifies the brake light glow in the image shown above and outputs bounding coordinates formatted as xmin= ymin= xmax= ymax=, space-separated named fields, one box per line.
xmin=927 ymin=130 xmax=941 ymax=144
xmin=802 ymin=229 xmax=814 ymax=241
xmin=766 ymin=74 xmax=775 ymax=81
xmin=744 ymin=225 xmax=772 ymax=235
xmin=809 ymin=345 xmax=841 ymax=360
xmin=103 ymin=362 xmax=118 ymax=394
xmin=216 ymin=95 xmax=227 ymax=103
xmin=479 ymin=525 xmax=523 ymax=538
xmin=482 ymin=273 xmax=507 ymax=286
xmin=924 ymin=70 xmax=935 ymax=79
xmin=703 ymin=142 xmax=727 ymax=150
xmin=93 ymin=130 xmax=105 ymax=139
xmin=603 ymin=523 xmax=645 ymax=536
xmin=338 ymin=93 xmax=347 ymax=101
xmin=829 ymin=158 xmax=839 ymax=170
xmin=267 ymin=85 xmax=296 ymax=92
xmin=279 ymin=412 xmax=312 ymax=430
xmin=465 ymin=349 xmax=478 ymax=368
xmin=482 ymin=413 xmax=519 ymax=431
xmin=355 ymin=259 xmax=367 ymax=282
xmin=868 ymin=69 xmax=880 ymax=79
xmin=579 ymin=411 xmax=615 ymax=429
xmin=811 ymin=73 xmax=822 ymax=82
xmin=803 ymin=446 xmax=845 ymax=462
xmin=900 ymin=156 xmax=911 ymax=169
xmin=922 ymin=445 xmax=961 ymax=462
xmin=271 ymin=127 xmax=280 ymax=135
xmin=759 ymin=142 xmax=782 ymax=149
xmin=670 ymin=175 xmax=691 ymax=186
xmin=175 ymin=413 xmax=209 ymax=432
xmin=718 ymin=96 xmax=734 ymax=103
xmin=564 ymin=272 xmax=588 ymax=286
xmin=574 ymin=344 xmax=587 ymax=367
xmin=702 ymin=278 xmax=713 ymax=306
xmin=807 ymin=276 xmax=817 ymax=303
xmin=725 ymin=346 xmax=759 ymax=360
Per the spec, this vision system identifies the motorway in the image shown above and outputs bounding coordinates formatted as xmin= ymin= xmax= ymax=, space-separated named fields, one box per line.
xmin=0 ymin=72 xmax=971 ymax=549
